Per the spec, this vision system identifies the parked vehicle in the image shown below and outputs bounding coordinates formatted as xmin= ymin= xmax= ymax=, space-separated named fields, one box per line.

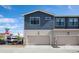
xmin=6 ymin=36 xmax=23 ymax=45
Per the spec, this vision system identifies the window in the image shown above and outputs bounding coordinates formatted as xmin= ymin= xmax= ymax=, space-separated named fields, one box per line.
xmin=68 ymin=18 xmax=73 ymax=26
xmin=74 ymin=18 xmax=78 ymax=26
xmin=45 ymin=17 xmax=51 ymax=20
xmin=55 ymin=18 xmax=65 ymax=27
xmin=68 ymin=18 xmax=78 ymax=27
xmin=30 ymin=17 xmax=40 ymax=25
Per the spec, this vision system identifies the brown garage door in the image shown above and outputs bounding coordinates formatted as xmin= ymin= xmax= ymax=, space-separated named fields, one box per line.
xmin=28 ymin=36 xmax=50 ymax=45
xmin=56 ymin=36 xmax=79 ymax=45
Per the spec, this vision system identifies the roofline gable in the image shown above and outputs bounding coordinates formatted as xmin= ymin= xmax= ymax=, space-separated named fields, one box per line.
xmin=22 ymin=10 xmax=79 ymax=17
xmin=22 ymin=10 xmax=55 ymax=16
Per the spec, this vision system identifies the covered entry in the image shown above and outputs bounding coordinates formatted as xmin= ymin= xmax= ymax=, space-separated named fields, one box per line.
xmin=27 ymin=36 xmax=50 ymax=45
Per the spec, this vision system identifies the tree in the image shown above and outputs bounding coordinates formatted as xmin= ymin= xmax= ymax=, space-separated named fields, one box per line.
xmin=5 ymin=28 xmax=10 ymax=34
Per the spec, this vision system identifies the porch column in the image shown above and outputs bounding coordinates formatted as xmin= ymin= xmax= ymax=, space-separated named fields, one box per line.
xmin=49 ymin=30 xmax=58 ymax=48
xmin=23 ymin=30 xmax=29 ymax=45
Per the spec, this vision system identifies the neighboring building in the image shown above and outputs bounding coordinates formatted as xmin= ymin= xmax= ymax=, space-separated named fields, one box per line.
xmin=24 ymin=10 xmax=79 ymax=45
xmin=0 ymin=33 xmax=5 ymax=39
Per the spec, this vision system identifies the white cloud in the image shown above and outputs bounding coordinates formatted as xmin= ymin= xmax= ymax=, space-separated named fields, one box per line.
xmin=0 ymin=26 xmax=4 ymax=29
xmin=0 ymin=18 xmax=15 ymax=23
xmin=1 ymin=5 xmax=12 ymax=10
xmin=0 ymin=24 xmax=18 ymax=29
xmin=5 ymin=24 xmax=18 ymax=29
xmin=0 ymin=14 xmax=4 ymax=18
xmin=68 ymin=5 xmax=73 ymax=10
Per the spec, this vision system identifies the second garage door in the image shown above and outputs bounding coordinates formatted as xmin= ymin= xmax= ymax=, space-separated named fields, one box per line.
xmin=56 ymin=35 xmax=79 ymax=45
xmin=27 ymin=36 xmax=50 ymax=45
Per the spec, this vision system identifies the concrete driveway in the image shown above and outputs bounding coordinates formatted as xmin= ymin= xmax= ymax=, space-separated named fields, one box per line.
xmin=0 ymin=45 xmax=79 ymax=53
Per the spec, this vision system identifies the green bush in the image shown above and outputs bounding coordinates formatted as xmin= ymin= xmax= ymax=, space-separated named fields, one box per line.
xmin=0 ymin=38 xmax=4 ymax=42
xmin=16 ymin=36 xmax=23 ymax=40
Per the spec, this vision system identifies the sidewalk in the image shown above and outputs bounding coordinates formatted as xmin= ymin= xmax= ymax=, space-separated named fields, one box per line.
xmin=0 ymin=45 xmax=79 ymax=53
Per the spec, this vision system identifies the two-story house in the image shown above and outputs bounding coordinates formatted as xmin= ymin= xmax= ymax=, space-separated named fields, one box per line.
xmin=24 ymin=10 xmax=79 ymax=46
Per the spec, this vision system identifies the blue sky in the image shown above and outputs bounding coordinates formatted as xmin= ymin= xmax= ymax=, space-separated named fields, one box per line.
xmin=0 ymin=5 xmax=79 ymax=35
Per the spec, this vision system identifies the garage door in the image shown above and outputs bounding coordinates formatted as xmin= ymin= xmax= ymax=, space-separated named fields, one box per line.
xmin=27 ymin=36 xmax=50 ymax=45
xmin=56 ymin=36 xmax=79 ymax=45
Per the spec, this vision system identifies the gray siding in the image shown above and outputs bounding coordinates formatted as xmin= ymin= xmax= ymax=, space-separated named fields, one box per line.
xmin=24 ymin=11 xmax=79 ymax=29
xmin=24 ymin=11 xmax=55 ymax=30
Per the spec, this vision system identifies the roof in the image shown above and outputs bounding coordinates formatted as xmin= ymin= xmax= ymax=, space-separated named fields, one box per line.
xmin=23 ymin=10 xmax=55 ymax=16
xmin=0 ymin=33 xmax=5 ymax=35
xmin=55 ymin=15 xmax=79 ymax=17
xmin=22 ymin=10 xmax=79 ymax=17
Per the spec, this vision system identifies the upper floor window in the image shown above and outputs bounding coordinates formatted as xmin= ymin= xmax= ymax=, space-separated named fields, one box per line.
xmin=68 ymin=18 xmax=78 ymax=27
xmin=30 ymin=17 xmax=40 ymax=25
xmin=45 ymin=17 xmax=52 ymax=20
xmin=55 ymin=18 xmax=65 ymax=27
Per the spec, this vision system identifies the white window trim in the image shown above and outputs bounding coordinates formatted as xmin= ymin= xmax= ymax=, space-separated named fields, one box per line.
xmin=30 ymin=17 xmax=40 ymax=25
xmin=55 ymin=18 xmax=65 ymax=27
xmin=68 ymin=18 xmax=78 ymax=27
xmin=69 ymin=18 xmax=78 ymax=22
xmin=45 ymin=17 xmax=52 ymax=20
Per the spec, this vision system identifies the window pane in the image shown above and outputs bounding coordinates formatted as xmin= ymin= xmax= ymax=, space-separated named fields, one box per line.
xmin=68 ymin=18 xmax=78 ymax=27
xmin=30 ymin=17 xmax=40 ymax=25
xmin=74 ymin=18 xmax=78 ymax=22
xmin=74 ymin=22 xmax=78 ymax=25
xmin=61 ymin=18 xmax=65 ymax=22
xmin=56 ymin=18 xmax=60 ymax=22
xmin=68 ymin=22 xmax=73 ymax=26
xmin=35 ymin=20 xmax=39 ymax=24
xmin=31 ymin=20 xmax=34 ymax=24
xmin=55 ymin=18 xmax=65 ymax=26
xmin=61 ymin=22 xmax=64 ymax=25
xmin=69 ymin=18 xmax=73 ymax=22
xmin=61 ymin=19 xmax=64 ymax=22
xmin=74 ymin=18 xmax=78 ymax=27
xmin=45 ymin=17 xmax=51 ymax=20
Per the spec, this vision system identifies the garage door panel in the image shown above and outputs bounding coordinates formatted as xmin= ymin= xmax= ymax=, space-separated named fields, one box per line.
xmin=28 ymin=36 xmax=50 ymax=45
xmin=56 ymin=36 xmax=79 ymax=45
